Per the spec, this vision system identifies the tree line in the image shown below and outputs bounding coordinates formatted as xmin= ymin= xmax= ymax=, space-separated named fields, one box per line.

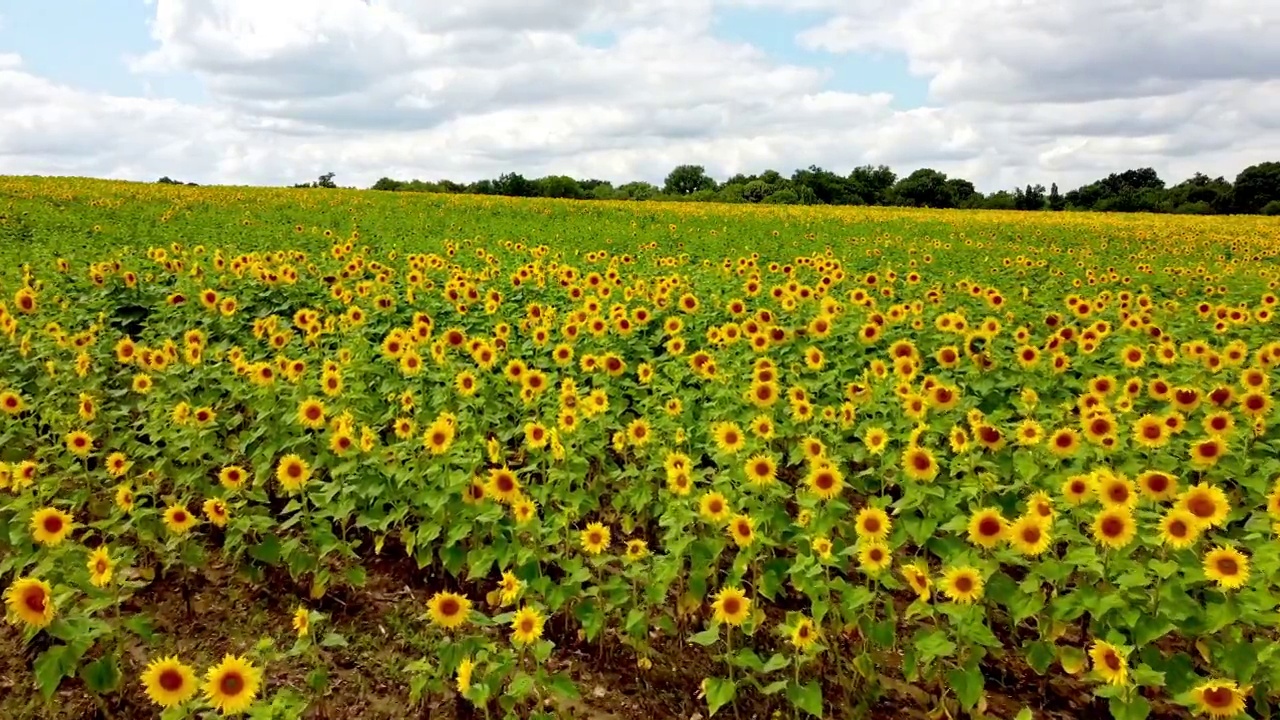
xmin=357 ymin=162 xmax=1280 ymax=215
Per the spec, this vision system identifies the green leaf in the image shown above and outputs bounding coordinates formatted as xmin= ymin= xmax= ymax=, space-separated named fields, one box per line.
xmin=1130 ymin=664 xmax=1165 ymax=688
xmin=546 ymin=673 xmax=580 ymax=699
xmin=1025 ymin=641 xmax=1056 ymax=675
xmin=761 ymin=653 xmax=790 ymax=674
xmin=80 ymin=655 xmax=121 ymax=694
xmin=689 ymin=626 xmax=721 ymax=646
xmin=320 ymin=632 xmax=348 ymax=648
xmin=913 ymin=629 xmax=957 ymax=665
xmin=786 ymin=680 xmax=824 ymax=717
xmin=947 ymin=664 xmax=984 ymax=710
xmin=1109 ymin=694 xmax=1151 ymax=720
xmin=1133 ymin=616 xmax=1175 ymax=646
xmin=508 ymin=672 xmax=535 ymax=698
xmin=34 ymin=646 xmax=70 ymax=700
xmin=705 ymin=677 xmax=736 ymax=716
xmin=760 ymin=679 xmax=789 ymax=695
xmin=249 ymin=534 xmax=281 ymax=565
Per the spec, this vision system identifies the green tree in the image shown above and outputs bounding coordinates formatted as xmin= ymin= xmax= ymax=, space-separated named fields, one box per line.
xmin=1234 ymin=162 xmax=1280 ymax=214
xmin=663 ymin=165 xmax=716 ymax=195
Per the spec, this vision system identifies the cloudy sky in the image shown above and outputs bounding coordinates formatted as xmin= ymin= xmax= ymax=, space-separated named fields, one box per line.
xmin=1 ymin=0 xmax=1277 ymax=192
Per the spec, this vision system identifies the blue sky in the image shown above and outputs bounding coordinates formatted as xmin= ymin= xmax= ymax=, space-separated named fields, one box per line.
xmin=0 ymin=1 xmax=203 ymax=101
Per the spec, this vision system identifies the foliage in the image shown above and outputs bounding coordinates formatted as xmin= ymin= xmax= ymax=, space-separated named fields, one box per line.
xmin=1 ymin=177 xmax=1280 ymax=719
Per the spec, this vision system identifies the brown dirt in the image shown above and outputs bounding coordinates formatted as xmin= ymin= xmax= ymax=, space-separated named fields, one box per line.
xmin=1 ymin=553 xmax=1195 ymax=720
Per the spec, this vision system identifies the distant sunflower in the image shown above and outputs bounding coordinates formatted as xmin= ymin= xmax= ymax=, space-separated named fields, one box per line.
xmin=967 ymin=508 xmax=1006 ymax=548
xmin=1091 ymin=507 xmax=1136 ymax=550
xmin=276 ymin=454 xmax=311 ymax=493
xmin=1203 ymin=546 xmax=1250 ymax=590
xmin=580 ymin=522 xmax=611 ymax=555
xmin=1191 ymin=679 xmax=1248 ymax=718
xmin=854 ymin=507 xmax=891 ymax=542
xmin=30 ymin=507 xmax=74 ymax=546
xmin=743 ymin=453 xmax=777 ymax=487
xmin=712 ymin=586 xmax=750 ymax=626
xmin=203 ymin=498 xmax=230 ymax=527
xmin=219 ymin=465 xmax=247 ymax=490
xmin=1159 ymin=509 xmax=1200 ymax=549
xmin=728 ymin=513 xmax=755 ymax=547
xmin=1097 ymin=473 xmax=1137 ymax=509
xmin=1047 ymin=428 xmax=1080 ymax=457
xmin=510 ymin=606 xmax=545 ymax=645
xmin=712 ymin=422 xmax=746 ymax=454
xmin=1089 ymin=641 xmax=1128 ymax=686
xmin=487 ymin=467 xmax=521 ymax=503
xmin=5 ymin=577 xmax=55 ymax=628
xmin=163 ymin=505 xmax=197 ymax=535
xmin=805 ymin=461 xmax=844 ymax=500
xmin=427 ymin=591 xmax=472 ymax=630
xmin=699 ymin=492 xmax=731 ymax=523
xmin=790 ymin=617 xmax=819 ymax=651
xmin=941 ymin=567 xmax=983 ymax=604
xmin=141 ymin=656 xmax=197 ymax=708
xmin=901 ymin=562 xmax=931 ymax=600
xmin=901 ymin=446 xmax=938 ymax=482
xmin=87 ymin=547 xmax=114 ymax=587
xmin=1007 ymin=515 xmax=1052 ymax=557
xmin=858 ymin=542 xmax=892 ymax=575
xmin=65 ymin=430 xmax=93 ymax=457
xmin=1136 ymin=470 xmax=1178 ymax=502
xmin=203 ymin=655 xmax=261 ymax=715
xmin=296 ymin=398 xmax=326 ymax=429
xmin=1179 ymin=483 xmax=1230 ymax=528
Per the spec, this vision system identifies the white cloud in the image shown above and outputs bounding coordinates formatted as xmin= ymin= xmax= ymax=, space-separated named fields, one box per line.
xmin=1 ymin=0 xmax=1277 ymax=192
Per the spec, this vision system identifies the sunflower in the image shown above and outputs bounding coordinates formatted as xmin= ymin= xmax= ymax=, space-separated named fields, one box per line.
xmin=1203 ymin=546 xmax=1250 ymax=590
xmin=580 ymin=522 xmax=611 ymax=555
xmin=1189 ymin=437 xmax=1226 ymax=469
xmin=1159 ymin=509 xmax=1200 ymax=549
xmin=87 ymin=547 xmax=114 ymax=587
xmin=203 ymin=655 xmax=262 ymax=715
xmin=203 ymin=498 xmax=230 ymax=527
xmin=901 ymin=562 xmax=931 ymax=600
xmin=1179 ymin=483 xmax=1230 ymax=528
xmin=901 ymin=446 xmax=938 ymax=482
xmin=966 ymin=508 xmax=1006 ymax=548
xmin=219 ymin=465 xmax=247 ymax=490
xmin=427 ymin=591 xmax=472 ymax=629
xmin=941 ymin=567 xmax=984 ymax=604
xmin=864 ymin=427 xmax=889 ymax=454
xmin=1089 ymin=641 xmax=1129 ymax=686
xmin=1027 ymin=491 xmax=1055 ymax=523
xmin=805 ymin=461 xmax=844 ymax=500
xmin=1047 ymin=428 xmax=1080 ymax=457
xmin=712 ymin=422 xmax=746 ymax=454
xmin=790 ymin=617 xmax=819 ymax=651
xmin=858 ymin=542 xmax=892 ymax=575
xmin=511 ymin=498 xmax=537 ymax=525
xmin=115 ymin=484 xmax=135 ymax=513
xmin=105 ymin=451 xmax=129 ymax=477
xmin=712 ymin=586 xmax=751 ymax=626
xmin=743 ymin=453 xmax=777 ymax=487
xmin=163 ymin=505 xmax=197 ymax=535
xmin=297 ymin=398 xmax=326 ymax=429
xmin=30 ymin=507 xmax=74 ymax=546
xmin=811 ymin=535 xmax=833 ymax=561
xmin=1061 ymin=474 xmax=1093 ymax=505
xmin=1191 ymin=679 xmax=1248 ymax=718
xmin=524 ymin=423 xmax=550 ymax=450
xmin=1136 ymin=470 xmax=1178 ymax=502
xmin=5 ymin=577 xmax=55 ymax=628
xmin=1015 ymin=419 xmax=1044 ymax=446
xmin=423 ymin=420 xmax=455 ymax=455
xmin=141 ymin=656 xmax=197 ymax=708
xmin=624 ymin=539 xmax=648 ymax=562
xmin=0 ymin=390 xmax=25 ymax=415
xmin=855 ymin=507 xmax=891 ymax=542
xmin=699 ymin=492 xmax=731 ymax=523
xmin=481 ymin=466 xmax=519 ymax=505
xmin=1007 ymin=515 xmax=1052 ymax=557
xmin=1097 ymin=473 xmax=1137 ymax=509
xmin=728 ymin=513 xmax=755 ymax=547
xmin=1091 ymin=507 xmax=1136 ymax=550
xmin=275 ymin=454 xmax=311 ymax=493
xmin=510 ymin=606 xmax=545 ymax=645
xmin=65 ymin=430 xmax=93 ymax=457
xmin=1131 ymin=415 xmax=1169 ymax=448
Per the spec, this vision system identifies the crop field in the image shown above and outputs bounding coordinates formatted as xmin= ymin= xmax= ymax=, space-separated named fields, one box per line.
xmin=2 ymin=177 xmax=1280 ymax=720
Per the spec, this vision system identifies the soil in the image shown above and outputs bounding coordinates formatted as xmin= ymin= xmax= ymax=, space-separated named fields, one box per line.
xmin=1 ymin=553 xmax=1195 ymax=720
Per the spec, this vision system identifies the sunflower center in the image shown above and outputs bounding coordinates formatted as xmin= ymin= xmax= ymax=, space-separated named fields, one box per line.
xmin=1200 ymin=687 xmax=1235 ymax=709
xmin=1187 ymin=495 xmax=1215 ymax=518
xmin=22 ymin=588 xmax=46 ymax=613
xmin=1217 ymin=556 xmax=1239 ymax=576
xmin=219 ymin=672 xmax=245 ymax=696
xmin=815 ymin=473 xmax=834 ymax=490
xmin=978 ymin=517 xmax=1001 ymax=536
xmin=1104 ymin=652 xmax=1121 ymax=672
xmin=1169 ymin=519 xmax=1188 ymax=538
xmin=158 ymin=668 xmax=185 ymax=692
xmin=288 ymin=464 xmax=303 ymax=479
xmin=1143 ymin=424 xmax=1162 ymax=439
xmin=440 ymin=598 xmax=460 ymax=616
xmin=722 ymin=598 xmax=741 ymax=615
xmin=519 ymin=618 xmax=534 ymax=633
xmin=1101 ymin=516 xmax=1124 ymax=537
xmin=863 ymin=517 xmax=881 ymax=533
xmin=43 ymin=516 xmax=64 ymax=534
xmin=1108 ymin=485 xmax=1129 ymax=503
xmin=1022 ymin=525 xmax=1042 ymax=543
xmin=912 ymin=453 xmax=931 ymax=471
xmin=1198 ymin=442 xmax=1219 ymax=458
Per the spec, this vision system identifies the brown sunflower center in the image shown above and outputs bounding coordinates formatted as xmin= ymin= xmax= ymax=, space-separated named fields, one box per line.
xmin=158 ymin=668 xmax=185 ymax=692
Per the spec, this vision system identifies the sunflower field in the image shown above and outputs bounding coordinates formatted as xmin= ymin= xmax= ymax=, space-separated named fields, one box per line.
xmin=2 ymin=177 xmax=1280 ymax=720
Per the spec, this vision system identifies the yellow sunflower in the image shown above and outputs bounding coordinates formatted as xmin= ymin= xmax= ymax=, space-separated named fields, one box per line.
xmin=854 ymin=507 xmax=891 ymax=542
xmin=30 ymin=507 xmax=75 ymax=546
xmin=941 ymin=567 xmax=984 ymax=604
xmin=1191 ymin=679 xmax=1248 ymax=719
xmin=858 ymin=542 xmax=892 ymax=575
xmin=163 ymin=505 xmax=197 ymax=535
xmin=967 ymin=508 xmax=1006 ymax=548
xmin=712 ymin=586 xmax=751 ymax=626
xmin=1091 ymin=507 xmax=1136 ymax=550
xmin=87 ymin=547 xmax=113 ymax=587
xmin=275 ymin=454 xmax=311 ymax=493
xmin=510 ymin=606 xmax=545 ymax=645
xmin=5 ymin=577 xmax=55 ymax=628
xmin=1089 ymin=640 xmax=1129 ymax=686
xmin=203 ymin=654 xmax=262 ymax=715
xmin=580 ymin=522 xmax=611 ymax=555
xmin=1203 ymin=546 xmax=1250 ymax=590
xmin=1007 ymin=515 xmax=1052 ymax=557
xmin=141 ymin=656 xmax=197 ymax=708
xmin=427 ymin=591 xmax=473 ymax=629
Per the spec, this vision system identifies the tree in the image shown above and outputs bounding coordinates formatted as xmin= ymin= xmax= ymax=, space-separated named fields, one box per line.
xmin=617 ymin=181 xmax=659 ymax=201
xmin=1014 ymin=184 xmax=1046 ymax=211
xmin=663 ymin=165 xmax=716 ymax=196
xmin=946 ymin=178 xmax=978 ymax=207
xmin=893 ymin=169 xmax=955 ymax=208
xmin=1234 ymin=162 xmax=1280 ymax=214
xmin=294 ymin=172 xmax=337 ymax=189
xmin=1048 ymin=183 xmax=1065 ymax=211
xmin=371 ymin=177 xmax=404 ymax=191
xmin=791 ymin=166 xmax=854 ymax=205
xmin=742 ymin=180 xmax=770 ymax=203
xmin=494 ymin=172 xmax=535 ymax=197
xmin=848 ymin=165 xmax=897 ymax=205
xmin=535 ymin=175 xmax=584 ymax=199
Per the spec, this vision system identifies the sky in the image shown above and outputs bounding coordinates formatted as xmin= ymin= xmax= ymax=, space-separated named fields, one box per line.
xmin=1 ymin=0 xmax=1278 ymax=193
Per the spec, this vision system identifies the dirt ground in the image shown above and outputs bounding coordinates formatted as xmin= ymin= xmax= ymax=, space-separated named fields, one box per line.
xmin=1 ymin=553 xmax=1191 ymax=720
